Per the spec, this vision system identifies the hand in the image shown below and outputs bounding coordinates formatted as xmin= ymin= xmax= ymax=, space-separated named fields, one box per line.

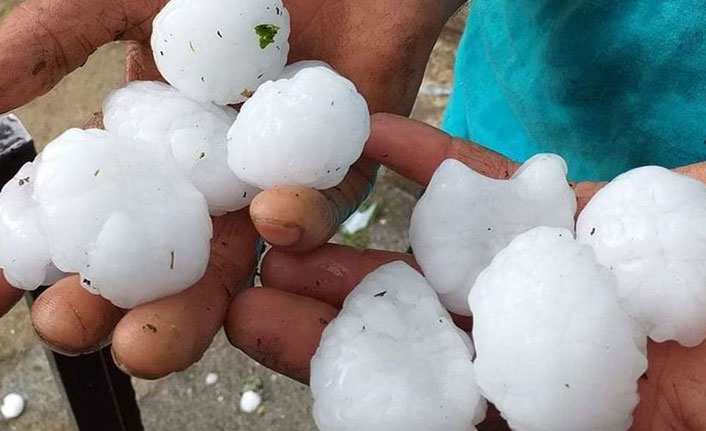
xmin=226 ymin=113 xmax=706 ymax=430
xmin=0 ymin=0 xmax=463 ymax=378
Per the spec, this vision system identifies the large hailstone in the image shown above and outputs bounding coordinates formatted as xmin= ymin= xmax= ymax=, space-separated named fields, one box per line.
xmin=151 ymin=0 xmax=290 ymax=105
xmin=470 ymin=227 xmax=647 ymax=431
xmin=311 ymin=262 xmax=486 ymax=431
xmin=409 ymin=155 xmax=576 ymax=315
xmin=0 ymin=161 xmax=63 ymax=290
xmin=577 ymin=166 xmax=706 ymax=347
xmin=33 ymin=129 xmax=212 ymax=308
xmin=103 ymin=81 xmax=258 ymax=215
xmin=227 ymin=64 xmax=370 ymax=190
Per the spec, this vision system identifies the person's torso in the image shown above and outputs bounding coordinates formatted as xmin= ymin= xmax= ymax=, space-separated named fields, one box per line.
xmin=443 ymin=0 xmax=706 ymax=181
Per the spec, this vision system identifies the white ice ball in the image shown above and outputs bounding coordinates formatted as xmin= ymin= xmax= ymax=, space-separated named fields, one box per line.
xmin=410 ymin=154 xmax=576 ymax=315
xmin=33 ymin=128 xmax=212 ymax=308
xmin=470 ymin=227 xmax=647 ymax=431
xmin=0 ymin=161 xmax=57 ymax=290
xmin=577 ymin=166 xmax=706 ymax=347
xmin=152 ymin=0 xmax=290 ymax=105
xmin=239 ymin=390 xmax=262 ymax=413
xmin=103 ymin=81 xmax=259 ymax=215
xmin=311 ymin=262 xmax=486 ymax=431
xmin=227 ymin=64 xmax=370 ymax=190
xmin=0 ymin=393 xmax=24 ymax=419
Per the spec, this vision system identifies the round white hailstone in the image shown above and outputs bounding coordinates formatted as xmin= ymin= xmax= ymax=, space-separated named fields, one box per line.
xmin=227 ymin=65 xmax=370 ymax=190
xmin=279 ymin=60 xmax=333 ymax=80
xmin=152 ymin=0 xmax=290 ymax=105
xmin=409 ymin=154 xmax=576 ymax=316
xmin=0 ymin=393 xmax=25 ymax=419
xmin=0 ymin=160 xmax=62 ymax=290
xmin=205 ymin=372 xmax=219 ymax=385
xmin=470 ymin=227 xmax=647 ymax=431
xmin=103 ymin=81 xmax=259 ymax=215
xmin=577 ymin=166 xmax=706 ymax=347
xmin=239 ymin=390 xmax=262 ymax=413
xmin=311 ymin=262 xmax=486 ymax=431
xmin=33 ymin=128 xmax=212 ymax=308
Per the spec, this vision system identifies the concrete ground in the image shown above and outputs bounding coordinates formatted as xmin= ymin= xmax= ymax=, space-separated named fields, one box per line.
xmin=0 ymin=3 xmax=467 ymax=430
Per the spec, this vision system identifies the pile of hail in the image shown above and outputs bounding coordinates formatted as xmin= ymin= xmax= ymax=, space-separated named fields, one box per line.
xmin=0 ymin=0 xmax=370 ymax=308
xmin=311 ymin=157 xmax=706 ymax=430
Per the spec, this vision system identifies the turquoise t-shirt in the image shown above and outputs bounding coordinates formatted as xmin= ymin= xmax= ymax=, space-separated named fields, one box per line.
xmin=442 ymin=0 xmax=706 ymax=182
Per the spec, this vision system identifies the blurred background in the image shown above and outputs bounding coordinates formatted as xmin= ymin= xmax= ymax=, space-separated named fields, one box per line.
xmin=0 ymin=2 xmax=468 ymax=429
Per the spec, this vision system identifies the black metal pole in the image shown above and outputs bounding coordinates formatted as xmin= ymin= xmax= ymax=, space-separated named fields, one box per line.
xmin=1 ymin=114 xmax=144 ymax=431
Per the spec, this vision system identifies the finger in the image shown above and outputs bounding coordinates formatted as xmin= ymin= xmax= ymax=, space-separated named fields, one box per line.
xmin=111 ymin=209 xmax=259 ymax=379
xmin=261 ymin=243 xmax=416 ymax=308
xmin=225 ymin=287 xmax=338 ymax=384
xmin=0 ymin=0 xmax=166 ymax=113
xmin=261 ymin=244 xmax=472 ymax=330
xmin=30 ymin=275 xmax=124 ymax=355
xmin=124 ymin=41 xmax=163 ymax=83
xmin=0 ymin=269 xmax=24 ymax=317
xmin=364 ymin=113 xmax=519 ymax=186
xmin=573 ymin=181 xmax=606 ymax=214
xmin=250 ymin=159 xmax=378 ymax=252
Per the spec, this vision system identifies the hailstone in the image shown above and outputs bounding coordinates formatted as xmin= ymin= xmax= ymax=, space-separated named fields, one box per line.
xmin=227 ymin=64 xmax=370 ymax=190
xmin=409 ymin=154 xmax=576 ymax=315
xmin=0 ymin=160 xmax=62 ymax=290
xmin=103 ymin=81 xmax=259 ymax=215
xmin=577 ymin=166 xmax=706 ymax=347
xmin=470 ymin=227 xmax=647 ymax=431
xmin=279 ymin=60 xmax=333 ymax=80
xmin=311 ymin=262 xmax=486 ymax=431
xmin=151 ymin=0 xmax=290 ymax=105
xmin=33 ymin=128 xmax=212 ymax=308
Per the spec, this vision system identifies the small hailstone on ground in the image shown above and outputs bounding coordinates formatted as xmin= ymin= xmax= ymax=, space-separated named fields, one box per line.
xmin=227 ymin=63 xmax=370 ymax=190
xmin=577 ymin=166 xmax=706 ymax=347
xmin=205 ymin=372 xmax=219 ymax=385
xmin=0 ymin=393 xmax=25 ymax=419
xmin=103 ymin=81 xmax=259 ymax=215
xmin=33 ymin=128 xmax=212 ymax=308
xmin=310 ymin=262 xmax=486 ymax=431
xmin=152 ymin=0 xmax=290 ymax=105
xmin=470 ymin=227 xmax=647 ymax=431
xmin=409 ymin=154 xmax=576 ymax=315
xmin=0 ymin=160 xmax=59 ymax=289
xmin=239 ymin=390 xmax=262 ymax=413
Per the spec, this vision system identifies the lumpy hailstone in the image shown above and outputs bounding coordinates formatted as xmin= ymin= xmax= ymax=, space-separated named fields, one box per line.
xmin=409 ymin=154 xmax=576 ymax=315
xmin=152 ymin=0 xmax=290 ymax=105
xmin=577 ymin=166 xmax=706 ymax=347
xmin=103 ymin=81 xmax=259 ymax=215
xmin=33 ymin=129 xmax=212 ymax=308
xmin=470 ymin=227 xmax=647 ymax=431
xmin=0 ymin=161 xmax=62 ymax=290
xmin=228 ymin=64 xmax=370 ymax=190
xmin=311 ymin=262 xmax=486 ymax=431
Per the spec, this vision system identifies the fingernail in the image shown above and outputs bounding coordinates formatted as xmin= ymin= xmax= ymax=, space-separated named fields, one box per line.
xmin=254 ymin=220 xmax=302 ymax=247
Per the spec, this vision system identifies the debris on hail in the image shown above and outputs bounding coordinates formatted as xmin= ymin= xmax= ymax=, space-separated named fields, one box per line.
xmin=577 ymin=166 xmax=706 ymax=347
xmin=311 ymin=262 xmax=486 ymax=431
xmin=409 ymin=154 xmax=576 ymax=315
xmin=4 ymin=128 xmax=213 ymax=308
xmin=227 ymin=62 xmax=370 ymax=190
xmin=239 ymin=391 xmax=262 ymax=413
xmin=151 ymin=0 xmax=290 ymax=105
xmin=103 ymin=80 xmax=259 ymax=215
xmin=470 ymin=227 xmax=647 ymax=431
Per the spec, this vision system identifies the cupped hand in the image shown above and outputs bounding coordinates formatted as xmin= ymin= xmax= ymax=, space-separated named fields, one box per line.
xmin=0 ymin=0 xmax=462 ymax=377
xmin=227 ymin=113 xmax=706 ymax=430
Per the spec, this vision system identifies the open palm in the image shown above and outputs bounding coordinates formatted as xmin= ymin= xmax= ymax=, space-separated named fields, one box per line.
xmin=0 ymin=0 xmax=461 ymax=378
